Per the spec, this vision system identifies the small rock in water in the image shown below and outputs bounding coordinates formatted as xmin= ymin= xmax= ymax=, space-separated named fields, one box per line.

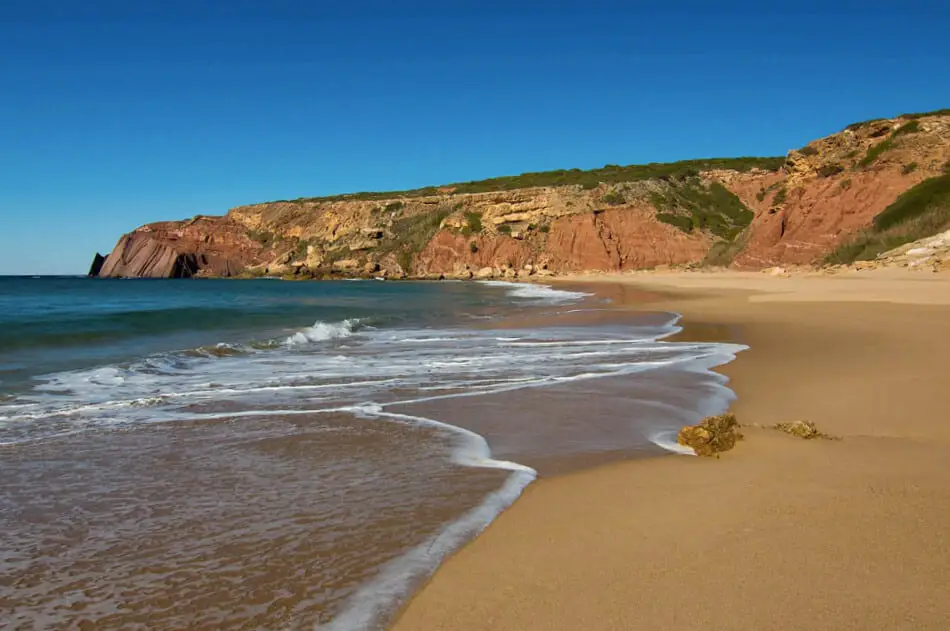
xmin=677 ymin=413 xmax=741 ymax=456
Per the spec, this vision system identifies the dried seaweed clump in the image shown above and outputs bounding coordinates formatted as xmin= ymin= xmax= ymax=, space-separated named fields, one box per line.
xmin=677 ymin=413 xmax=742 ymax=456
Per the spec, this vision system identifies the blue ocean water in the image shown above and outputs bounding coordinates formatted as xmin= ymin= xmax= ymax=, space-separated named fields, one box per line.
xmin=0 ymin=276 xmax=550 ymax=392
xmin=0 ymin=276 xmax=744 ymax=630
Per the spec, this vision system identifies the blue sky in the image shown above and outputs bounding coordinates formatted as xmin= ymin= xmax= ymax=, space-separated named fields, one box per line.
xmin=1 ymin=0 xmax=948 ymax=275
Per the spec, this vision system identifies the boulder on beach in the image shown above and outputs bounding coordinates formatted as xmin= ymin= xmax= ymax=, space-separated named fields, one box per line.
xmin=677 ymin=413 xmax=741 ymax=456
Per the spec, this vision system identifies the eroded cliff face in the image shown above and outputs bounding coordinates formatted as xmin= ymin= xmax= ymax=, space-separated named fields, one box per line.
xmin=731 ymin=114 xmax=950 ymax=268
xmin=411 ymin=204 xmax=711 ymax=278
xmin=97 ymin=216 xmax=267 ymax=278
xmin=94 ymin=112 xmax=950 ymax=279
xmin=219 ymin=177 xmax=752 ymax=279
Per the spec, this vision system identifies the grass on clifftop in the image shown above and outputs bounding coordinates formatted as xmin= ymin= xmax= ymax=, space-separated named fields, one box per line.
xmin=825 ymin=172 xmax=950 ymax=264
xmin=281 ymin=157 xmax=784 ymax=204
xmin=845 ymin=107 xmax=950 ymax=132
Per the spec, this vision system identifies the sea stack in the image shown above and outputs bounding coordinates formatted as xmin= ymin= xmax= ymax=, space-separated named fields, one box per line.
xmin=88 ymin=252 xmax=107 ymax=277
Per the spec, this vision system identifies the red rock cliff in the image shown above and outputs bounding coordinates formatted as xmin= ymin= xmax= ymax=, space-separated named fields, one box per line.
xmin=97 ymin=216 xmax=266 ymax=278
xmin=94 ymin=111 xmax=950 ymax=278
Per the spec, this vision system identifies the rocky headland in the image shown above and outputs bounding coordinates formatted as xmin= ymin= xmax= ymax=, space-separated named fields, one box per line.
xmin=92 ymin=109 xmax=950 ymax=279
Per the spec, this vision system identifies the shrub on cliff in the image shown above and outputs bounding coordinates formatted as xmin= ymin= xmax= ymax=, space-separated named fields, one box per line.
xmin=858 ymin=138 xmax=895 ymax=168
xmin=650 ymin=178 xmax=754 ymax=241
xmin=900 ymin=108 xmax=950 ymax=119
xmin=857 ymin=120 xmax=921 ymax=168
xmin=247 ymin=229 xmax=280 ymax=247
xmin=464 ymin=211 xmax=483 ymax=233
xmin=817 ymin=163 xmax=845 ymax=178
xmin=873 ymin=173 xmax=950 ymax=231
xmin=826 ymin=173 xmax=950 ymax=263
xmin=845 ymin=108 xmax=948 ymax=132
xmin=601 ymin=190 xmax=626 ymax=206
xmin=374 ymin=207 xmax=452 ymax=274
xmin=893 ymin=120 xmax=920 ymax=137
xmin=293 ymin=239 xmax=309 ymax=260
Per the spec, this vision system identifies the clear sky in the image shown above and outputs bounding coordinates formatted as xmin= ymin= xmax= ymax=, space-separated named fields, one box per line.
xmin=1 ymin=0 xmax=948 ymax=275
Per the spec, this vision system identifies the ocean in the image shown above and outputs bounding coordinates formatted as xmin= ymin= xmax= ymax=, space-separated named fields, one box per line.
xmin=0 ymin=276 xmax=744 ymax=630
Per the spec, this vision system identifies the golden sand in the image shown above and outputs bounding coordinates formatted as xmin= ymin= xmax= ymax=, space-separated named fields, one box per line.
xmin=392 ymin=269 xmax=950 ymax=630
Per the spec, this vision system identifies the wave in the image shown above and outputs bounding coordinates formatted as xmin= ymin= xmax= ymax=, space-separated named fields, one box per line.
xmin=1 ymin=307 xmax=746 ymax=630
xmin=285 ymin=318 xmax=361 ymax=346
xmin=2 ymin=316 xmax=744 ymax=442
xmin=477 ymin=280 xmax=592 ymax=304
xmin=321 ymin=406 xmax=535 ymax=631
xmin=649 ymin=430 xmax=698 ymax=455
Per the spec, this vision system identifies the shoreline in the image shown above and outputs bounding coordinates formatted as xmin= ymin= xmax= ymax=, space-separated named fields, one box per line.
xmin=391 ymin=268 xmax=950 ymax=630
xmin=1 ymin=277 xmax=741 ymax=630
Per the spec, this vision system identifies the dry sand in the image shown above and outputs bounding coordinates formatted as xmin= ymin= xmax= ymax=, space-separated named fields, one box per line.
xmin=392 ymin=269 xmax=950 ymax=631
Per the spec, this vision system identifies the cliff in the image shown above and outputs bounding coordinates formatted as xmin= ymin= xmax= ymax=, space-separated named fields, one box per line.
xmin=93 ymin=110 xmax=950 ymax=279
xmin=97 ymin=216 xmax=268 ymax=278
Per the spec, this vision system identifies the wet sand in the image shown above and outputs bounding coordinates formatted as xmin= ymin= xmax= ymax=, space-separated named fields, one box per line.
xmin=392 ymin=268 xmax=950 ymax=631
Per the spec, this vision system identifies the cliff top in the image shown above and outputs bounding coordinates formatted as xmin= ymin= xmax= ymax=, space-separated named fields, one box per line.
xmin=249 ymin=108 xmax=950 ymax=208
xmin=264 ymin=156 xmax=785 ymax=205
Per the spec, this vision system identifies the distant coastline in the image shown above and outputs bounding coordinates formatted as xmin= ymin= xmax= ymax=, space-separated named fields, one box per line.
xmin=90 ymin=109 xmax=950 ymax=282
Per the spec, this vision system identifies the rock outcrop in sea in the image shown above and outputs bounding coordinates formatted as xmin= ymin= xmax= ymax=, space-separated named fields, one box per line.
xmin=92 ymin=110 xmax=950 ymax=279
xmin=87 ymin=253 xmax=107 ymax=277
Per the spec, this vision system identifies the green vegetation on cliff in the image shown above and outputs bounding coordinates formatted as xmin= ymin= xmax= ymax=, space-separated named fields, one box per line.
xmin=462 ymin=210 xmax=483 ymax=235
xmin=284 ymin=156 xmax=783 ymax=204
xmin=373 ymin=206 xmax=453 ymax=273
xmin=845 ymin=108 xmax=950 ymax=132
xmin=857 ymin=120 xmax=922 ymax=168
xmin=601 ymin=190 xmax=627 ymax=206
xmin=247 ymin=229 xmax=280 ymax=246
xmin=826 ymin=172 xmax=950 ymax=264
xmin=650 ymin=177 xmax=754 ymax=241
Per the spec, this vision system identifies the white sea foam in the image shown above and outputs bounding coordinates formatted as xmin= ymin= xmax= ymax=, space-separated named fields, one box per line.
xmin=649 ymin=430 xmax=697 ymax=456
xmin=477 ymin=280 xmax=592 ymax=304
xmin=319 ymin=408 xmax=536 ymax=631
xmin=1 ymin=309 xmax=746 ymax=631
xmin=3 ymin=319 xmax=745 ymax=442
xmin=285 ymin=318 xmax=360 ymax=346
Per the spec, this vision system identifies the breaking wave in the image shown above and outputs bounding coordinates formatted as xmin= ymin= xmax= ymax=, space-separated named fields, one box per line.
xmin=285 ymin=318 xmax=362 ymax=346
xmin=477 ymin=280 xmax=592 ymax=304
xmin=0 ymin=283 xmax=745 ymax=630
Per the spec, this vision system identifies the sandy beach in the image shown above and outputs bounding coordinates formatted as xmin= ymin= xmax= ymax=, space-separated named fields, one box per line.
xmin=392 ymin=269 xmax=950 ymax=630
